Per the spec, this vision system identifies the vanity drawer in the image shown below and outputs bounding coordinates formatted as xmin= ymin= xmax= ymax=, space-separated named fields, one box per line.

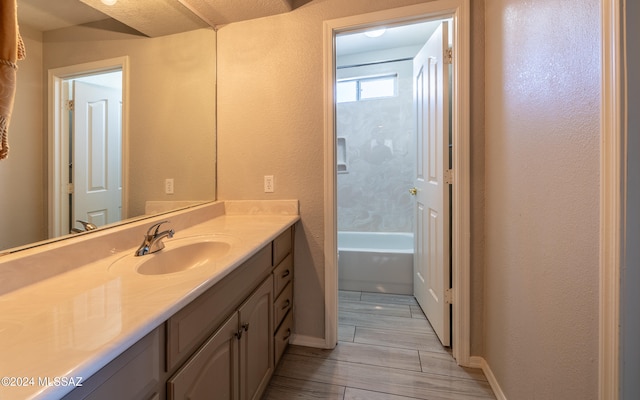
xmin=274 ymin=311 xmax=293 ymax=366
xmin=273 ymin=253 xmax=293 ymax=297
xmin=272 ymin=228 xmax=292 ymax=267
xmin=274 ymin=282 xmax=292 ymax=330
xmin=166 ymin=245 xmax=271 ymax=371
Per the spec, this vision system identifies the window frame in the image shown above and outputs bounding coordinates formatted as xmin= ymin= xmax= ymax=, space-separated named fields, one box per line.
xmin=336 ymin=73 xmax=398 ymax=103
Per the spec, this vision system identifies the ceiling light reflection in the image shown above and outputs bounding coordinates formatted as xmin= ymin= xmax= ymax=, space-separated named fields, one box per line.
xmin=364 ymin=29 xmax=386 ymax=38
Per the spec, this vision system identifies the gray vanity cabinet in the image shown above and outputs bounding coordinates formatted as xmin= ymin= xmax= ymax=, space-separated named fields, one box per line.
xmin=62 ymin=225 xmax=294 ymax=400
xmin=167 ymin=276 xmax=274 ymax=400
xmin=238 ymin=276 xmax=274 ymax=400
xmin=272 ymin=230 xmax=294 ymax=366
xmin=168 ymin=313 xmax=240 ymax=399
xmin=61 ymin=327 xmax=165 ymax=400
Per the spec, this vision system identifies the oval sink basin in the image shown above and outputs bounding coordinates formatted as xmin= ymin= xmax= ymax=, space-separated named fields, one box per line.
xmin=137 ymin=241 xmax=231 ymax=276
xmin=109 ymin=237 xmax=235 ymax=276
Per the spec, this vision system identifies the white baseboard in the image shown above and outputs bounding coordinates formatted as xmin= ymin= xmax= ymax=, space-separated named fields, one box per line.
xmin=470 ymin=356 xmax=507 ymax=400
xmin=468 ymin=355 xmax=484 ymax=369
xmin=289 ymin=334 xmax=332 ymax=349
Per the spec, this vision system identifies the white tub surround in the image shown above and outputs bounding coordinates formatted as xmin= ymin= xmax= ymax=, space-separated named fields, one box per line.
xmin=0 ymin=200 xmax=299 ymax=400
xmin=338 ymin=231 xmax=414 ymax=294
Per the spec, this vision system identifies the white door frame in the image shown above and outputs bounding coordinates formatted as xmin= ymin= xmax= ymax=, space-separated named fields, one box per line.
xmin=323 ymin=0 xmax=471 ymax=365
xmin=599 ymin=0 xmax=623 ymax=398
xmin=47 ymin=57 xmax=129 ymax=238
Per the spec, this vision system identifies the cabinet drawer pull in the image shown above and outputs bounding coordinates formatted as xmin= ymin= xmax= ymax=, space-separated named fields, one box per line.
xmin=283 ymin=329 xmax=291 ymax=341
xmin=281 ymin=299 xmax=291 ymax=310
xmin=281 ymin=270 xmax=291 ymax=278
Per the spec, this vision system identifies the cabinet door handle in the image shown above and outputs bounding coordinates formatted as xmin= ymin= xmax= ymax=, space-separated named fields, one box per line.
xmin=242 ymin=323 xmax=250 ymax=332
xmin=234 ymin=329 xmax=243 ymax=340
xmin=283 ymin=329 xmax=291 ymax=341
xmin=281 ymin=299 xmax=291 ymax=310
xmin=281 ymin=270 xmax=290 ymax=278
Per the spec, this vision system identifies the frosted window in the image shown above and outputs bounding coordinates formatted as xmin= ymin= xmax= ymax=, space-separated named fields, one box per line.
xmin=337 ymin=74 xmax=397 ymax=103
xmin=337 ymin=80 xmax=357 ymax=103
xmin=360 ymin=76 xmax=396 ymax=99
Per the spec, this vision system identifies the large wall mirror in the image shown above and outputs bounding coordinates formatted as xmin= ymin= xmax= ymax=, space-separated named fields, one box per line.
xmin=0 ymin=0 xmax=217 ymax=254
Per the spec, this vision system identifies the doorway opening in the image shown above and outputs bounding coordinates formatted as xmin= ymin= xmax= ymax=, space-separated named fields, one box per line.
xmin=48 ymin=57 xmax=129 ymax=239
xmin=323 ymin=1 xmax=471 ymax=365
xmin=335 ymin=19 xmax=452 ymax=346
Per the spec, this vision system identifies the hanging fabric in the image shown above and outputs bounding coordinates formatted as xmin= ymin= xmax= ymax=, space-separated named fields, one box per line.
xmin=0 ymin=0 xmax=26 ymax=160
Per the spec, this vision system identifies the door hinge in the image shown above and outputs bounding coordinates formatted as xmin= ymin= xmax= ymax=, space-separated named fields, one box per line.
xmin=445 ymin=288 xmax=453 ymax=304
xmin=444 ymin=169 xmax=453 ymax=184
xmin=445 ymin=47 xmax=453 ymax=64
xmin=66 ymin=183 xmax=74 ymax=194
xmin=66 ymin=100 xmax=74 ymax=111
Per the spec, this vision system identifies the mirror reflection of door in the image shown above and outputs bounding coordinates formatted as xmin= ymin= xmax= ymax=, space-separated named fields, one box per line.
xmin=63 ymin=71 xmax=122 ymax=234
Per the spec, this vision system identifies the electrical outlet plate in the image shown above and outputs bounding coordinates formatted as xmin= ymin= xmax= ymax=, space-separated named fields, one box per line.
xmin=165 ymin=178 xmax=174 ymax=194
xmin=264 ymin=175 xmax=274 ymax=193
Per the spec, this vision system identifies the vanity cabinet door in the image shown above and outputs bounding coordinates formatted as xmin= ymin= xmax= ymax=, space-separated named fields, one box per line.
xmin=168 ymin=313 xmax=240 ymax=400
xmin=238 ymin=276 xmax=274 ymax=400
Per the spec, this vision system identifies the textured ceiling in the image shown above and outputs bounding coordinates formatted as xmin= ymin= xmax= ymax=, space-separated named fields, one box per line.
xmin=178 ymin=0 xmax=293 ymax=27
xmin=79 ymin=0 xmax=208 ymax=37
xmin=18 ymin=0 xmax=108 ymax=32
xmin=18 ymin=0 xmax=300 ymax=36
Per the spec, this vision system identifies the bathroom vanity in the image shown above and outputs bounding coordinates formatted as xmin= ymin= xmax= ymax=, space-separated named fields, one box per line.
xmin=0 ymin=201 xmax=298 ymax=400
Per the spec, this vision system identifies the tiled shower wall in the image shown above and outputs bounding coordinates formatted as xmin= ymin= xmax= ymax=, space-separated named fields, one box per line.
xmin=336 ymin=59 xmax=415 ymax=233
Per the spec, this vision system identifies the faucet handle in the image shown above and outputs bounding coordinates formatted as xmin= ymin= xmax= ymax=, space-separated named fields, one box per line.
xmin=146 ymin=220 xmax=170 ymax=236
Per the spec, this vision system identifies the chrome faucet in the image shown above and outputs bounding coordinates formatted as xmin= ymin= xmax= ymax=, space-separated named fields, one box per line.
xmin=135 ymin=221 xmax=175 ymax=256
xmin=70 ymin=220 xmax=98 ymax=234
xmin=77 ymin=220 xmax=98 ymax=231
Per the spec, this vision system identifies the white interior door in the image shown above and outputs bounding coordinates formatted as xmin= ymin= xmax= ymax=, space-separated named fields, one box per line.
xmin=72 ymin=81 xmax=122 ymax=228
xmin=412 ymin=21 xmax=451 ymax=346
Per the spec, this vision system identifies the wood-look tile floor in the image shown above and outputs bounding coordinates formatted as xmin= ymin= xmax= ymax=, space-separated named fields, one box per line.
xmin=262 ymin=291 xmax=495 ymax=400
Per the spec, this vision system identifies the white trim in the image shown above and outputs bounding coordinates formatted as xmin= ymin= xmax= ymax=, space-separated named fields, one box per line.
xmin=323 ymin=17 xmax=339 ymax=350
xmin=471 ymin=356 xmax=507 ymax=400
xmin=323 ymin=0 xmax=472 ymax=365
xmin=600 ymin=0 xmax=623 ymax=399
xmin=47 ymin=57 xmax=130 ymax=238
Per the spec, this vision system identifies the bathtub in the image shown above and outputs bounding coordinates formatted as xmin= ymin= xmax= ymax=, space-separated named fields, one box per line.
xmin=338 ymin=231 xmax=414 ymax=295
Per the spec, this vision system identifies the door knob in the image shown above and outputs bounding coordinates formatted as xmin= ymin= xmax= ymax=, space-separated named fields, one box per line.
xmin=409 ymin=187 xmax=417 ymax=196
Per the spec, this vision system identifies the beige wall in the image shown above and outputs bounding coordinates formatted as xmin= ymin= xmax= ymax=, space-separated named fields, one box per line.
xmin=0 ymin=26 xmax=46 ymax=250
xmin=484 ymin=0 xmax=600 ymax=398
xmin=217 ymin=0 xmax=487 ymax=347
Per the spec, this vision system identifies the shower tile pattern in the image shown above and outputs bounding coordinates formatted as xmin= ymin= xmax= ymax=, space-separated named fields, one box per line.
xmin=337 ymin=60 xmax=415 ymax=233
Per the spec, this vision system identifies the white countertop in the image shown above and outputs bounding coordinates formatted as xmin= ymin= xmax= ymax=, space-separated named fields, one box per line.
xmin=0 ymin=202 xmax=299 ymax=399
